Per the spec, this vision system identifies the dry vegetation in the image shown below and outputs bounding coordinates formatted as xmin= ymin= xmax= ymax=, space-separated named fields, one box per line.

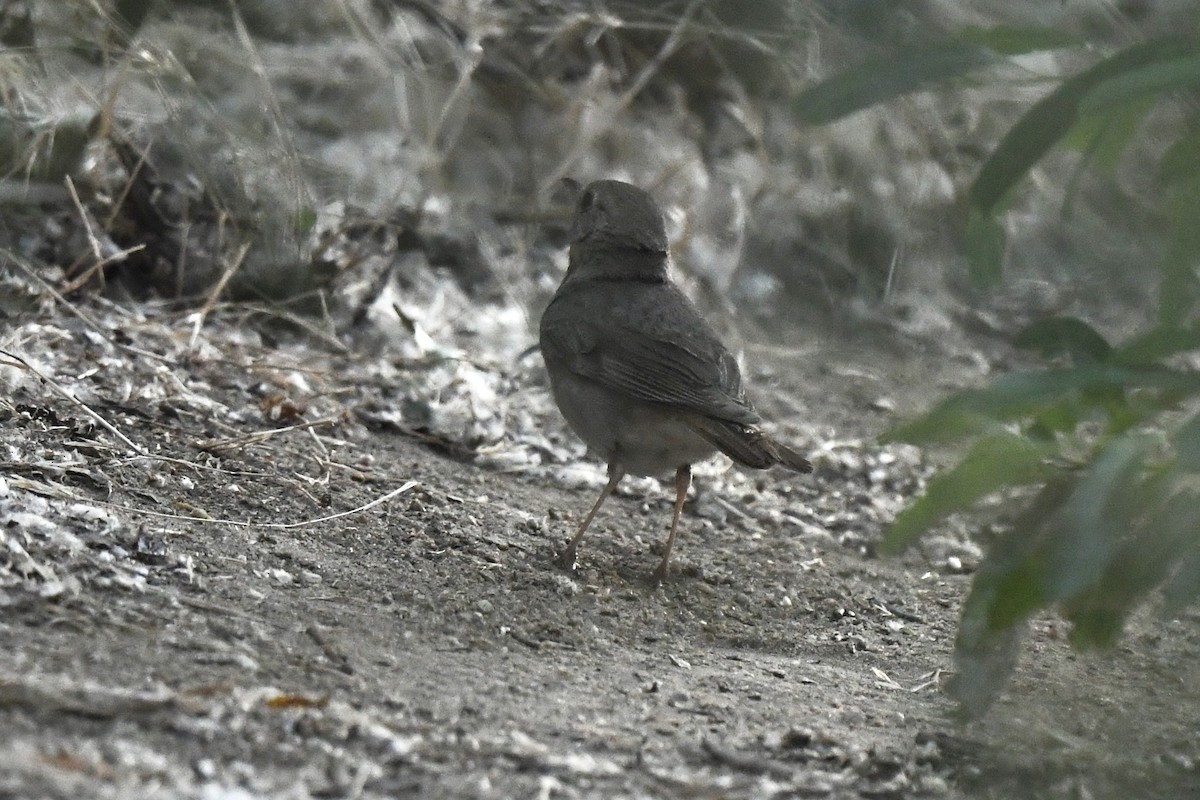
xmin=3 ymin=1 xmax=1200 ymax=798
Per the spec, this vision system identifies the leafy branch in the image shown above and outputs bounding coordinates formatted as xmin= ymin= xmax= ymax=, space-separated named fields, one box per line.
xmin=798 ymin=26 xmax=1200 ymax=716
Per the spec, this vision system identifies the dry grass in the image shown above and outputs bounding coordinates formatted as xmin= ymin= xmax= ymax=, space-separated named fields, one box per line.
xmin=0 ymin=0 xmax=1180 ymax=337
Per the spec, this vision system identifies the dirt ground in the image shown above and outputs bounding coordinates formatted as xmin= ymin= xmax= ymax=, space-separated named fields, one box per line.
xmin=3 ymin=295 xmax=1200 ymax=800
xmin=4 ymin=3 xmax=1200 ymax=798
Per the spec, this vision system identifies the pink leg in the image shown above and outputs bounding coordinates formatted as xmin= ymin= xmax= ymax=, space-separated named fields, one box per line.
xmin=651 ymin=465 xmax=691 ymax=583
xmin=558 ymin=463 xmax=624 ymax=569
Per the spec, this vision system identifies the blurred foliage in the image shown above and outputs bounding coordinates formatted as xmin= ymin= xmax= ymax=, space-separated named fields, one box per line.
xmin=0 ymin=110 xmax=101 ymax=183
xmin=799 ymin=24 xmax=1200 ymax=716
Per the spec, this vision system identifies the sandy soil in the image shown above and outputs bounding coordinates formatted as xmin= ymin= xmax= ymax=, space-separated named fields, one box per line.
xmin=3 ymin=4 xmax=1200 ymax=798
xmin=3 ymin=299 xmax=1199 ymax=800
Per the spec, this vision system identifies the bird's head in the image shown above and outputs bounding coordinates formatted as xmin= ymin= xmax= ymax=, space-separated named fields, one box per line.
xmin=564 ymin=179 xmax=670 ymax=284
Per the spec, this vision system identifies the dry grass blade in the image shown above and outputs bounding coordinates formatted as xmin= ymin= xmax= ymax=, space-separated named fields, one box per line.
xmin=189 ymin=241 xmax=252 ymax=348
xmin=539 ymin=0 xmax=703 ymax=196
xmin=228 ymin=2 xmax=310 ymax=222
xmin=240 ymin=303 xmax=351 ymax=353
xmin=103 ymin=136 xmax=150 ymax=232
xmin=12 ymin=478 xmax=419 ymax=530
xmin=0 ymin=348 xmax=145 ymax=455
xmin=256 ymin=479 xmax=419 ymax=529
xmin=195 ymin=415 xmax=344 ymax=454
xmin=5 ymin=251 xmax=109 ymax=332
xmin=57 ymin=241 xmax=147 ymax=295
xmin=60 ymin=176 xmax=147 ymax=293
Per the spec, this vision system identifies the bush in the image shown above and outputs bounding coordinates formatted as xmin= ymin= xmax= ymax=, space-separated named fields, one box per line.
xmin=797 ymin=25 xmax=1200 ymax=716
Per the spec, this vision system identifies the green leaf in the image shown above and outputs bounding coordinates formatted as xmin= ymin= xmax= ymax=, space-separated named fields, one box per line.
xmin=948 ymin=622 xmax=1023 ymax=720
xmin=1079 ymin=55 xmax=1200 ymax=115
xmin=1163 ymin=538 xmax=1200 ymax=615
xmin=964 ymin=207 xmax=1005 ymax=287
xmin=0 ymin=111 xmax=99 ymax=183
xmin=1113 ymin=325 xmax=1200 ymax=365
xmin=1173 ymin=412 xmax=1200 ymax=471
xmin=794 ymin=42 xmax=995 ymax=124
xmin=1041 ymin=434 xmax=1149 ymax=604
xmin=294 ymin=207 xmax=318 ymax=234
xmin=970 ymin=37 xmax=1193 ymax=215
xmin=1159 ymin=130 xmax=1200 ymax=187
xmin=1066 ymin=607 xmax=1125 ymax=648
xmin=1159 ymin=173 xmax=1200 ymax=327
xmin=883 ymin=433 xmax=1051 ymax=554
xmin=794 ymin=24 xmax=1086 ymax=125
xmin=957 ymin=25 xmax=1081 ymax=56
xmin=886 ymin=364 xmax=1200 ymax=444
xmin=1014 ymin=317 xmax=1112 ymax=364
xmin=1061 ymin=95 xmax=1157 ymax=172
xmin=883 ymin=404 xmax=998 ymax=444
xmin=1026 ymin=398 xmax=1084 ymax=439
xmin=42 ymin=116 xmax=97 ymax=182
xmin=986 ymin=553 xmax=1051 ymax=630
xmin=975 ymin=479 xmax=1075 ymax=616
xmin=949 ymin=477 xmax=1075 ymax=717
xmin=1067 ymin=486 xmax=1200 ymax=647
xmin=1009 ymin=323 xmax=1129 ymax=422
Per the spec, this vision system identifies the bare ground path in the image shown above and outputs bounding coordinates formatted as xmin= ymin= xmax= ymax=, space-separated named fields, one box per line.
xmin=3 ymin=304 xmax=1199 ymax=799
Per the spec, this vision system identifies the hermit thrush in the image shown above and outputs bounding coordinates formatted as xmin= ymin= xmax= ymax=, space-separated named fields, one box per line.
xmin=539 ymin=180 xmax=811 ymax=582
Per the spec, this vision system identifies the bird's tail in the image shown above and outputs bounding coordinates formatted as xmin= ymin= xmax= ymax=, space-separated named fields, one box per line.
xmin=688 ymin=418 xmax=813 ymax=473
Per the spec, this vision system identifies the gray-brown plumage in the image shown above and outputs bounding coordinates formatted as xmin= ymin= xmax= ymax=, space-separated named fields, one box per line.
xmin=539 ymin=179 xmax=812 ymax=582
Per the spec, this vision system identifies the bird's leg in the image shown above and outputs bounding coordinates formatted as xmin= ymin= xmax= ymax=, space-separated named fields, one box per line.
xmin=650 ymin=465 xmax=691 ymax=584
xmin=557 ymin=463 xmax=624 ymax=569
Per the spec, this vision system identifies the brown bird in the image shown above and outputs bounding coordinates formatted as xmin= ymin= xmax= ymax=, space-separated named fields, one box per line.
xmin=539 ymin=179 xmax=812 ymax=582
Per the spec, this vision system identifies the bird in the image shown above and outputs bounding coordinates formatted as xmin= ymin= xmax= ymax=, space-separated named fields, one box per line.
xmin=538 ymin=179 xmax=812 ymax=583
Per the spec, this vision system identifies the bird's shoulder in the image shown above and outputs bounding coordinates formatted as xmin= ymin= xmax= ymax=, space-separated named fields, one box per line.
xmin=539 ymin=278 xmax=757 ymax=424
xmin=542 ymin=279 xmax=719 ymax=350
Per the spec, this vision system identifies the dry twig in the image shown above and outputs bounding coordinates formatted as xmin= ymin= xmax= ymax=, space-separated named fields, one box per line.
xmin=6 ymin=249 xmax=108 ymax=333
xmin=195 ymin=415 xmax=344 ymax=454
xmin=539 ymin=0 xmax=702 ymax=196
xmin=36 ymin=479 xmax=420 ymax=531
xmin=0 ymin=348 xmax=145 ymax=455
xmin=60 ymin=175 xmax=147 ymax=293
xmin=189 ymin=241 xmax=252 ymax=348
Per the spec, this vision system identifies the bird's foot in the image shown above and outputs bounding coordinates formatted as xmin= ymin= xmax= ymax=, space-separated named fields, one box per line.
xmin=646 ymin=562 xmax=669 ymax=587
xmin=554 ymin=544 xmax=579 ymax=571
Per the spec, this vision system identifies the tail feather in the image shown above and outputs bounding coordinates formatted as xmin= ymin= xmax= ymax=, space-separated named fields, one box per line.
xmin=765 ymin=436 xmax=815 ymax=474
xmin=689 ymin=417 xmax=813 ymax=473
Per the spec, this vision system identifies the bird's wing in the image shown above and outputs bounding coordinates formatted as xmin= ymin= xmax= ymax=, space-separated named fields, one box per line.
xmin=539 ymin=282 xmax=760 ymax=426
